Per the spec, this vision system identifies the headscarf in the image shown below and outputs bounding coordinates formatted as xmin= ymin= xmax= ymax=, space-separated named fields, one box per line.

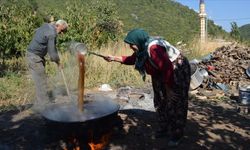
xmin=124 ymin=29 xmax=150 ymax=81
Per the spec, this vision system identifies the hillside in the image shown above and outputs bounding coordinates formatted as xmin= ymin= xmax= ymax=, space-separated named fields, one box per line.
xmin=35 ymin=0 xmax=228 ymax=44
xmin=239 ymin=24 xmax=250 ymax=40
xmin=112 ymin=0 xmax=200 ymax=43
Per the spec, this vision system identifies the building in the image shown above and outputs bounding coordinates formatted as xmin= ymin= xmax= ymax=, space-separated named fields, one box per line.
xmin=199 ymin=0 xmax=207 ymax=43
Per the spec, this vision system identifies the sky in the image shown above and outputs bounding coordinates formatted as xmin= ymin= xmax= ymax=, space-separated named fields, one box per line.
xmin=175 ymin=0 xmax=250 ymax=32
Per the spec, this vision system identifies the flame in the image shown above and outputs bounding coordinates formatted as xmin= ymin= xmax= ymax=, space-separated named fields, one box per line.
xmin=88 ymin=133 xmax=111 ymax=150
xmin=63 ymin=132 xmax=111 ymax=150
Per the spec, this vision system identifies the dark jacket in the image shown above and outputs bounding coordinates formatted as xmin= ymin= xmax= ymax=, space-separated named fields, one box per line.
xmin=27 ymin=23 xmax=59 ymax=63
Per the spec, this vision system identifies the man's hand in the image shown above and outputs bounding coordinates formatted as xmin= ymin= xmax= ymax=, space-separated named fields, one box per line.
xmin=57 ymin=62 xmax=64 ymax=69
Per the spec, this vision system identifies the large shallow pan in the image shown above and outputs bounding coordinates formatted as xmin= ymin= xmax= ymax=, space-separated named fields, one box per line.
xmin=41 ymin=95 xmax=120 ymax=124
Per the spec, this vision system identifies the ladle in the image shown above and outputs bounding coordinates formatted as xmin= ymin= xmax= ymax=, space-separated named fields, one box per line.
xmin=70 ymin=42 xmax=106 ymax=59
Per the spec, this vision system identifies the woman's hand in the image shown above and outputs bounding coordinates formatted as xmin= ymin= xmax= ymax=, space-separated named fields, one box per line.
xmin=104 ymin=55 xmax=115 ymax=62
xmin=104 ymin=55 xmax=123 ymax=63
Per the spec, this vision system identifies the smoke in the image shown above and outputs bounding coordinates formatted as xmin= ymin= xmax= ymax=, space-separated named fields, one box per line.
xmin=33 ymin=42 xmax=120 ymax=122
xmin=48 ymin=51 xmax=79 ymax=102
xmin=32 ymin=45 xmax=79 ymax=112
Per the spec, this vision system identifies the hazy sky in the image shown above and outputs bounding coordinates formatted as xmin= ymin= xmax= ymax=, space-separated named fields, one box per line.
xmin=175 ymin=0 xmax=250 ymax=32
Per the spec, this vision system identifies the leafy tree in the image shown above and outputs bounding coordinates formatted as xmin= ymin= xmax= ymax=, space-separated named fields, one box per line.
xmin=0 ymin=0 xmax=123 ymax=62
xmin=230 ymin=22 xmax=241 ymax=41
xmin=0 ymin=0 xmax=43 ymax=62
xmin=35 ymin=0 xmax=123 ymax=50
xmin=88 ymin=0 xmax=123 ymax=47
xmin=239 ymin=24 xmax=250 ymax=40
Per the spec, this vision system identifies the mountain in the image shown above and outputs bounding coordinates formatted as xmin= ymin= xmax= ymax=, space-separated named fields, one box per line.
xmin=112 ymin=0 xmax=200 ymax=43
xmin=239 ymin=24 xmax=250 ymax=40
xmin=107 ymin=0 xmax=228 ymax=43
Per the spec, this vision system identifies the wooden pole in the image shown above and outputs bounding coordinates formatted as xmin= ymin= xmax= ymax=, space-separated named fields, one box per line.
xmin=60 ymin=69 xmax=71 ymax=100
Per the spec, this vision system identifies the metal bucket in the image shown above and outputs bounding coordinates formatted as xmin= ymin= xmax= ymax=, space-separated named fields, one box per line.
xmin=199 ymin=68 xmax=209 ymax=77
xmin=68 ymin=41 xmax=88 ymax=55
xmin=190 ymin=63 xmax=204 ymax=90
xmin=246 ymin=66 xmax=250 ymax=78
xmin=239 ymin=85 xmax=250 ymax=105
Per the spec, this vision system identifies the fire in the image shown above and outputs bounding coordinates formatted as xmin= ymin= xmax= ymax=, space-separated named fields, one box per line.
xmin=62 ymin=131 xmax=111 ymax=150
xmin=88 ymin=132 xmax=111 ymax=150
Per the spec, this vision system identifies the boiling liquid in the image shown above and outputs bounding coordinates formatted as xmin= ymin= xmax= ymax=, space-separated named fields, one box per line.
xmin=78 ymin=53 xmax=85 ymax=111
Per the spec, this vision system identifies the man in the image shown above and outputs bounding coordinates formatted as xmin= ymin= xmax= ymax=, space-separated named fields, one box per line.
xmin=26 ymin=19 xmax=68 ymax=112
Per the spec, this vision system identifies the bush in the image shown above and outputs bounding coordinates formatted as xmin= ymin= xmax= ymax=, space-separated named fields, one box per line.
xmin=0 ymin=0 xmax=43 ymax=61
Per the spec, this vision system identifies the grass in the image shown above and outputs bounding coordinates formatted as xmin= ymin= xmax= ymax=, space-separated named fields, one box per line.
xmin=0 ymin=57 xmax=34 ymax=111
xmin=56 ymin=41 xmax=147 ymax=90
xmin=0 ymin=39 xmax=228 ymax=111
xmin=185 ymin=38 xmax=231 ymax=60
xmin=0 ymin=61 xmax=35 ymax=111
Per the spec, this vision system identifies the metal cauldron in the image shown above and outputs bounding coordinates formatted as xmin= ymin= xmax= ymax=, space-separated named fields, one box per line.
xmin=41 ymin=95 xmax=120 ymax=124
xmin=239 ymin=85 xmax=250 ymax=105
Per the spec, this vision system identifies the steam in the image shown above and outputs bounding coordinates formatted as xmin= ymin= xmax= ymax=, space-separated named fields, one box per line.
xmin=48 ymin=50 xmax=79 ymax=103
xmin=33 ymin=43 xmax=79 ymax=112
xmin=33 ymin=42 xmax=120 ymax=122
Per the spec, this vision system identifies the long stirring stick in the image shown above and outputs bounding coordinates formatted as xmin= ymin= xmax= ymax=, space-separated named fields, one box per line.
xmin=60 ymin=69 xmax=71 ymax=100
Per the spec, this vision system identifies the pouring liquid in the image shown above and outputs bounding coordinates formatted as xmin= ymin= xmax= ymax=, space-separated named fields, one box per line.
xmin=78 ymin=52 xmax=85 ymax=112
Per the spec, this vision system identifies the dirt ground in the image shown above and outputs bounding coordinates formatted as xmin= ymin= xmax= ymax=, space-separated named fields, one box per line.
xmin=0 ymin=89 xmax=250 ymax=150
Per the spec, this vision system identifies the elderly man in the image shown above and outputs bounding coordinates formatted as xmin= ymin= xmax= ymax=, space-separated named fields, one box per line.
xmin=26 ymin=19 xmax=68 ymax=111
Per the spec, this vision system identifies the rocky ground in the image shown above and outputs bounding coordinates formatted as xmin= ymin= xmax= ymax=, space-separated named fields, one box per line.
xmin=0 ymin=86 xmax=250 ymax=150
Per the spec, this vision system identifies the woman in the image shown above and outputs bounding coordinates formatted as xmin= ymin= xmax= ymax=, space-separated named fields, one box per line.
xmin=104 ymin=29 xmax=191 ymax=147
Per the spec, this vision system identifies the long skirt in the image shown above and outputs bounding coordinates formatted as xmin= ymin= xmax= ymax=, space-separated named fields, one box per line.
xmin=152 ymin=56 xmax=191 ymax=139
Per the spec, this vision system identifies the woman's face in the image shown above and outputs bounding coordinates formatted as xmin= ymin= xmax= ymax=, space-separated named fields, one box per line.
xmin=129 ymin=44 xmax=139 ymax=52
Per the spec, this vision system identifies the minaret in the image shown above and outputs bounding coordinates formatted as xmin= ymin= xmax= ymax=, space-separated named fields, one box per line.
xmin=199 ymin=0 xmax=207 ymax=44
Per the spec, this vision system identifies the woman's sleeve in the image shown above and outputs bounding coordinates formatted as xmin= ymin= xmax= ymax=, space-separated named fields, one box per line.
xmin=149 ymin=45 xmax=174 ymax=85
xmin=121 ymin=52 xmax=136 ymax=65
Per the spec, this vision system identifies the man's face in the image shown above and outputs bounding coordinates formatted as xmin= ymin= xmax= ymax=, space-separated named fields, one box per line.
xmin=57 ymin=24 xmax=67 ymax=34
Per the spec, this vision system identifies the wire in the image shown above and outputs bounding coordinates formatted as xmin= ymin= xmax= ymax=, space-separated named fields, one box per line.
xmin=213 ymin=17 xmax=250 ymax=21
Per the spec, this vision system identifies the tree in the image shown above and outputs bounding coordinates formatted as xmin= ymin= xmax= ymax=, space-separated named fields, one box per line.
xmin=230 ymin=22 xmax=241 ymax=41
xmin=0 ymin=0 xmax=43 ymax=63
